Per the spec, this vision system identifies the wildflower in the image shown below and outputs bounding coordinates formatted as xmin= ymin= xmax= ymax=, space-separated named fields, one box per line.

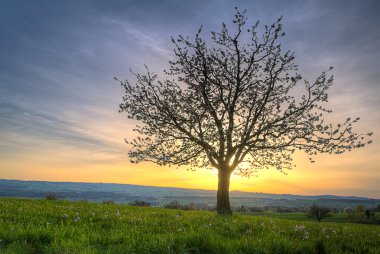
xmin=175 ymin=214 xmax=181 ymax=219
xmin=295 ymin=224 xmax=305 ymax=231
xmin=74 ymin=217 xmax=80 ymax=222
xmin=116 ymin=210 xmax=120 ymax=216
xmin=63 ymin=214 xmax=69 ymax=218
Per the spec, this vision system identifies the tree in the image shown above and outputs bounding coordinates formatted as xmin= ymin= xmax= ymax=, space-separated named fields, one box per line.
xmin=128 ymin=200 xmax=151 ymax=207
xmin=306 ymin=204 xmax=331 ymax=222
xmin=118 ymin=8 xmax=372 ymax=215
xmin=45 ymin=192 xmax=59 ymax=201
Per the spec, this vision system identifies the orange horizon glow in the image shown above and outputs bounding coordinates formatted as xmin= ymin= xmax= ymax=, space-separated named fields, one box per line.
xmin=2 ymin=146 xmax=379 ymax=198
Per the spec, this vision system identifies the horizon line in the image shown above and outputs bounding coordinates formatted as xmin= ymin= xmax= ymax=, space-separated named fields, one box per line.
xmin=1 ymin=178 xmax=378 ymax=200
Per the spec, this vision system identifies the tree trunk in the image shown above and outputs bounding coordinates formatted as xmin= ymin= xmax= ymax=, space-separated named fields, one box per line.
xmin=217 ymin=169 xmax=232 ymax=215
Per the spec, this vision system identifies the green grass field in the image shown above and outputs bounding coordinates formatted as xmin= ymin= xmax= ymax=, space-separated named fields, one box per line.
xmin=240 ymin=211 xmax=369 ymax=223
xmin=0 ymin=198 xmax=379 ymax=253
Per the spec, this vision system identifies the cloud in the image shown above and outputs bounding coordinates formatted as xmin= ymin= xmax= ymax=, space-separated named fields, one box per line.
xmin=0 ymin=102 xmax=124 ymax=161
xmin=0 ymin=0 xmax=379 ymax=196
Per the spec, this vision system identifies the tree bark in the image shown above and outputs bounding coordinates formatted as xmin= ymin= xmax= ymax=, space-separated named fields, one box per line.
xmin=217 ymin=168 xmax=232 ymax=215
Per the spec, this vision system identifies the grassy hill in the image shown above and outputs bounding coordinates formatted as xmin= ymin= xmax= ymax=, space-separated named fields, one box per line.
xmin=0 ymin=198 xmax=379 ymax=253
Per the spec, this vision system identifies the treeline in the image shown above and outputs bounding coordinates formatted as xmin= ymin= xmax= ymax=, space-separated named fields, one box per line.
xmin=345 ymin=205 xmax=379 ymax=224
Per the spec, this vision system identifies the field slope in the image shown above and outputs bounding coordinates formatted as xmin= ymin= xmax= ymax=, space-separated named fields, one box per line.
xmin=0 ymin=198 xmax=379 ymax=253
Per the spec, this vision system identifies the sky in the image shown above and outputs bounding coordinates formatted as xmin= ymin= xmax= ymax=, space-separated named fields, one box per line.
xmin=0 ymin=0 xmax=379 ymax=198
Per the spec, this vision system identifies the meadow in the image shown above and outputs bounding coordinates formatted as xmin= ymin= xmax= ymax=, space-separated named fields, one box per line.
xmin=0 ymin=198 xmax=379 ymax=254
xmin=240 ymin=211 xmax=380 ymax=224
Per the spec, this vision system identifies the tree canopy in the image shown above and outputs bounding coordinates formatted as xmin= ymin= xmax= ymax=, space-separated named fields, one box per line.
xmin=306 ymin=204 xmax=331 ymax=222
xmin=118 ymin=8 xmax=372 ymax=214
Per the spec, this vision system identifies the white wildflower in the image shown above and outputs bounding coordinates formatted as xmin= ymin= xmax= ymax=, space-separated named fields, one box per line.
xmin=295 ymin=224 xmax=305 ymax=231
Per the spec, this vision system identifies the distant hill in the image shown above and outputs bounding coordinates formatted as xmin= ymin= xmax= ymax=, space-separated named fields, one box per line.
xmin=0 ymin=179 xmax=378 ymax=209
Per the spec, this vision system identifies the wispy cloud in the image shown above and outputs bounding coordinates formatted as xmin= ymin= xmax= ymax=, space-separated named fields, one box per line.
xmin=0 ymin=0 xmax=379 ymax=196
xmin=0 ymin=102 xmax=125 ymax=162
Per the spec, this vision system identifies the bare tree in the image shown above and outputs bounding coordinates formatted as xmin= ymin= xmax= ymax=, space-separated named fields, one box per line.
xmin=118 ymin=9 xmax=372 ymax=215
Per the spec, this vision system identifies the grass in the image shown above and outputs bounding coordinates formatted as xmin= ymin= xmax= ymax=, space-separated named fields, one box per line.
xmin=242 ymin=211 xmax=353 ymax=223
xmin=0 ymin=198 xmax=379 ymax=253
xmin=249 ymin=211 xmax=380 ymax=224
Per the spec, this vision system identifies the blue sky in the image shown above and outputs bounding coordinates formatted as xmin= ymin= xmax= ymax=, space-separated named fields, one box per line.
xmin=0 ymin=0 xmax=379 ymax=197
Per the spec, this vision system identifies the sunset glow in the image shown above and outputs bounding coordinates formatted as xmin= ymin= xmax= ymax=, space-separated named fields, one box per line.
xmin=0 ymin=0 xmax=379 ymax=198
